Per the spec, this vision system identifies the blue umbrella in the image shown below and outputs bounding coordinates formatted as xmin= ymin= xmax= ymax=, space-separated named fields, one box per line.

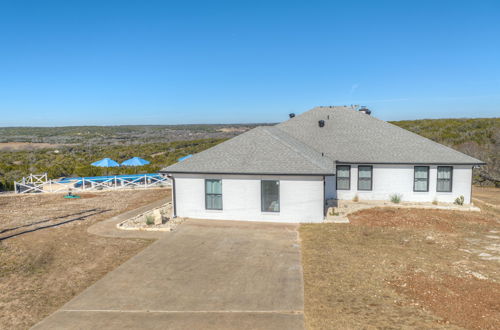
xmin=91 ymin=158 xmax=120 ymax=167
xmin=121 ymin=157 xmax=150 ymax=166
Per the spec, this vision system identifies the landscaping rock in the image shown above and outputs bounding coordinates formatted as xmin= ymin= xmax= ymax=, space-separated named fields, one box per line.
xmin=117 ymin=202 xmax=182 ymax=232
xmin=153 ymin=209 xmax=163 ymax=225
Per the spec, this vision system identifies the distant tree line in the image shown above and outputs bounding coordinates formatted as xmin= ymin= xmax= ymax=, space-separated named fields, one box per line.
xmin=0 ymin=118 xmax=498 ymax=191
xmin=0 ymin=124 xmax=265 ymax=145
xmin=391 ymin=118 xmax=499 ymax=187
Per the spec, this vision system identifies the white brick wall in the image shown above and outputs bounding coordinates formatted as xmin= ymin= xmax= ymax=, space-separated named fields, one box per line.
xmin=173 ymin=174 xmax=325 ymax=223
xmin=334 ymin=164 xmax=473 ymax=204
xmin=172 ymin=165 xmax=473 ymax=223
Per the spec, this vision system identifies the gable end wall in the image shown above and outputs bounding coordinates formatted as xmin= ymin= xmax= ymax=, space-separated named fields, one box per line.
xmin=174 ymin=173 xmax=325 ymax=223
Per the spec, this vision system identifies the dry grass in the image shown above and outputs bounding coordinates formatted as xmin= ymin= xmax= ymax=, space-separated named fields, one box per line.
xmin=473 ymin=186 xmax=500 ymax=219
xmin=0 ymin=189 xmax=170 ymax=329
xmin=301 ymin=207 xmax=500 ymax=329
xmin=349 ymin=207 xmax=495 ymax=232
xmin=473 ymin=186 xmax=500 ymax=206
xmin=0 ymin=142 xmax=64 ymax=151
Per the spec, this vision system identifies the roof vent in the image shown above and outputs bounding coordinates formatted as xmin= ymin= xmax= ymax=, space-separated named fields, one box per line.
xmin=318 ymin=120 xmax=325 ymax=128
xmin=289 ymin=113 xmax=295 ymax=118
xmin=358 ymin=106 xmax=371 ymax=115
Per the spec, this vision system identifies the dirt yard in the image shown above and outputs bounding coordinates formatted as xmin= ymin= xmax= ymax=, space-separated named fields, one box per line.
xmin=473 ymin=186 xmax=500 ymax=206
xmin=472 ymin=186 xmax=500 ymax=221
xmin=473 ymin=186 xmax=500 ymax=215
xmin=0 ymin=188 xmax=170 ymax=329
xmin=301 ymin=207 xmax=500 ymax=329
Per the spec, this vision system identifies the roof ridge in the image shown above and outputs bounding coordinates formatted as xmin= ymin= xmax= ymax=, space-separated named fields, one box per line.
xmin=260 ymin=126 xmax=332 ymax=170
xmin=278 ymin=106 xmax=483 ymax=164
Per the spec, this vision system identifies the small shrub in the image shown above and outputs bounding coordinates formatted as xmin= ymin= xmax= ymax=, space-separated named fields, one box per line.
xmin=432 ymin=198 xmax=438 ymax=205
xmin=328 ymin=208 xmax=340 ymax=216
xmin=454 ymin=195 xmax=465 ymax=206
xmin=145 ymin=215 xmax=154 ymax=225
xmin=390 ymin=194 xmax=402 ymax=204
xmin=352 ymin=194 xmax=359 ymax=202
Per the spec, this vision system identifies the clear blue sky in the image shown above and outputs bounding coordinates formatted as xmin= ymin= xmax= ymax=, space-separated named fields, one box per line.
xmin=0 ymin=0 xmax=499 ymax=126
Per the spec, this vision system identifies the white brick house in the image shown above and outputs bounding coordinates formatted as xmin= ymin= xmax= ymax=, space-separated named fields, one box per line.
xmin=162 ymin=106 xmax=484 ymax=223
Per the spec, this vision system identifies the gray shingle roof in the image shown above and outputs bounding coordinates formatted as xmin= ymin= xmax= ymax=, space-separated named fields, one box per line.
xmin=162 ymin=106 xmax=484 ymax=174
xmin=163 ymin=126 xmax=334 ymax=175
xmin=277 ymin=106 xmax=484 ymax=165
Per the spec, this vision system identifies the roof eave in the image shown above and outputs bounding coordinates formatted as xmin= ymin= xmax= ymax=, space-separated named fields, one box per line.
xmin=159 ymin=170 xmax=334 ymax=176
xmin=335 ymin=161 xmax=486 ymax=166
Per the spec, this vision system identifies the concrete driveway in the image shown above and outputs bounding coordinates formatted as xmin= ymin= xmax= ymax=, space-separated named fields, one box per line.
xmin=32 ymin=219 xmax=304 ymax=329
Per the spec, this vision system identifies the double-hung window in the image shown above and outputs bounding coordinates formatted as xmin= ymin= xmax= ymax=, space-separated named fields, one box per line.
xmin=205 ymin=179 xmax=222 ymax=210
xmin=437 ymin=166 xmax=453 ymax=192
xmin=413 ymin=166 xmax=429 ymax=192
xmin=358 ymin=165 xmax=373 ymax=191
xmin=261 ymin=180 xmax=280 ymax=212
xmin=336 ymin=165 xmax=351 ymax=190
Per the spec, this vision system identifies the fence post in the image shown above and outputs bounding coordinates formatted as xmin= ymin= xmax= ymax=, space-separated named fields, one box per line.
xmin=82 ymin=178 xmax=85 ymax=191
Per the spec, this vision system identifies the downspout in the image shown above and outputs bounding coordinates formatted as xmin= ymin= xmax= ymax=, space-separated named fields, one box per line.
xmin=470 ymin=165 xmax=474 ymax=205
xmin=323 ymin=175 xmax=326 ymax=217
xmin=169 ymin=175 xmax=177 ymax=218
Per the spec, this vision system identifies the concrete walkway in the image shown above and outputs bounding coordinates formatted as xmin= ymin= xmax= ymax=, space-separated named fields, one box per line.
xmin=33 ymin=219 xmax=304 ymax=329
xmin=87 ymin=198 xmax=168 ymax=239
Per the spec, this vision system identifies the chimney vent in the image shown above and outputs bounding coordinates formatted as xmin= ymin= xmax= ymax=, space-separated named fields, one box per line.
xmin=289 ymin=113 xmax=295 ymax=118
xmin=358 ymin=106 xmax=371 ymax=115
xmin=318 ymin=120 xmax=325 ymax=128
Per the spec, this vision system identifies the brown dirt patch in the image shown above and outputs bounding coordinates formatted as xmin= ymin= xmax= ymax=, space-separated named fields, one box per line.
xmin=301 ymin=207 xmax=499 ymax=329
xmin=349 ymin=207 xmax=495 ymax=232
xmin=0 ymin=188 xmax=170 ymax=329
xmin=77 ymin=192 xmax=99 ymax=198
xmin=392 ymin=273 xmax=500 ymax=329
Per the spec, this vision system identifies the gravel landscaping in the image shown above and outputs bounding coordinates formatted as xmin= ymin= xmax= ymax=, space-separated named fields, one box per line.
xmin=117 ymin=202 xmax=184 ymax=231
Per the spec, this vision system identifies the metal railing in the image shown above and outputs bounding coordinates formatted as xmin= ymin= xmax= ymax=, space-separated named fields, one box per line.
xmin=14 ymin=173 xmax=171 ymax=194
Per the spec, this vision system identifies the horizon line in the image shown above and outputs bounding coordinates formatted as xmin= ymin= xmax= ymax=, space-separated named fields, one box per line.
xmin=0 ymin=115 xmax=498 ymax=129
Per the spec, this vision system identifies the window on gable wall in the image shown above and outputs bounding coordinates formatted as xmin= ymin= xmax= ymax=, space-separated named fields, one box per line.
xmin=358 ymin=165 xmax=373 ymax=191
xmin=261 ymin=180 xmax=280 ymax=212
xmin=414 ymin=166 xmax=429 ymax=192
xmin=437 ymin=166 xmax=453 ymax=192
xmin=336 ymin=165 xmax=351 ymax=190
xmin=205 ymin=179 xmax=222 ymax=210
